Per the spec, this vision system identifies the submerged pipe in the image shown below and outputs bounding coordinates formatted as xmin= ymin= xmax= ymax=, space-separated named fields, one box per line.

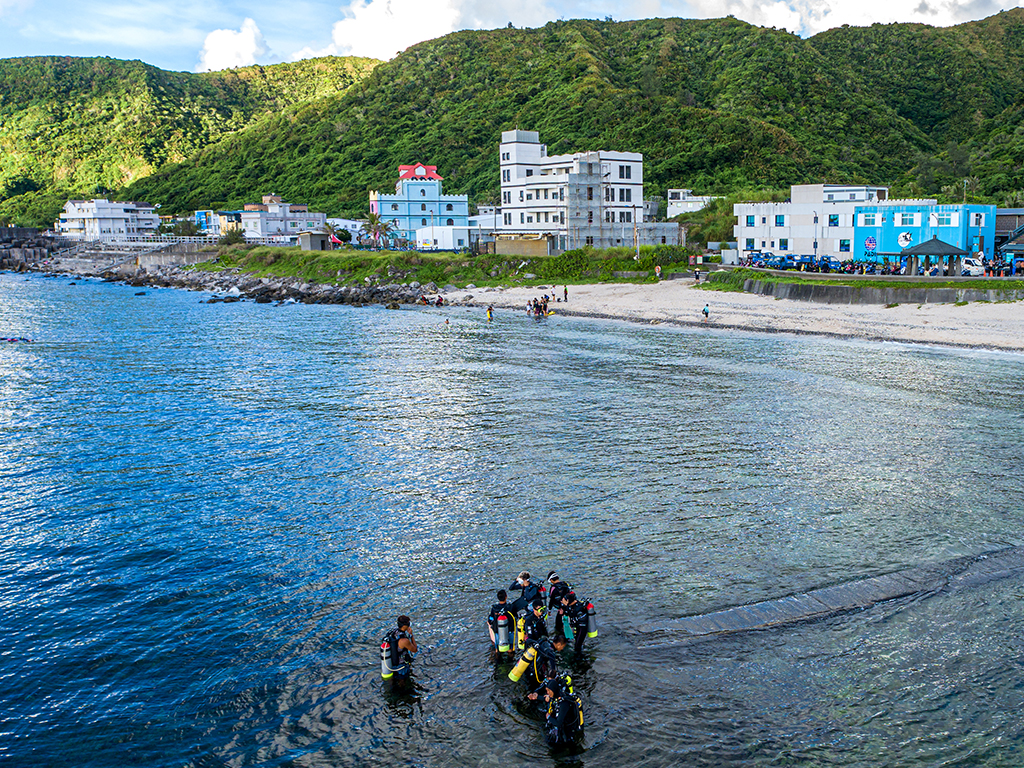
xmin=639 ymin=546 xmax=1024 ymax=640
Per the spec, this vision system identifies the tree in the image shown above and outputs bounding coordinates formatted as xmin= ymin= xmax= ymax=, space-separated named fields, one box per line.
xmin=218 ymin=228 xmax=246 ymax=245
xmin=360 ymin=212 xmax=396 ymax=250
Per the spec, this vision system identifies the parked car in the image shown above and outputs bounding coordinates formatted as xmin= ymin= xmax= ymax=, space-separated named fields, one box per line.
xmin=961 ymin=257 xmax=984 ymax=276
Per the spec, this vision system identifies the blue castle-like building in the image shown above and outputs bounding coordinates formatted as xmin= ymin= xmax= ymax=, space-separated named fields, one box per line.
xmin=369 ymin=163 xmax=470 ymax=244
xmin=853 ymin=203 xmax=997 ymax=262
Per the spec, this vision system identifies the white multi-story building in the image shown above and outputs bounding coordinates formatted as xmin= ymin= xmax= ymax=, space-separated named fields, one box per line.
xmin=241 ymin=195 xmax=326 ymax=239
xmin=667 ymin=189 xmax=719 ymax=217
xmin=733 ymin=184 xmax=937 ymax=260
xmin=56 ymin=199 xmax=161 ymax=241
xmin=497 ymin=130 xmax=680 ymax=254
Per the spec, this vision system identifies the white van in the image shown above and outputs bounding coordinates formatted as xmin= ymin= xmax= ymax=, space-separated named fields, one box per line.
xmin=961 ymin=257 xmax=985 ymax=276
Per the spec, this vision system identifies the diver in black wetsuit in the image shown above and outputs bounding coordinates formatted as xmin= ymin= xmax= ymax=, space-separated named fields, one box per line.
xmin=561 ymin=592 xmax=589 ymax=657
xmin=546 ymin=572 xmax=571 ymax=638
xmin=521 ymin=600 xmax=549 ymax=644
xmin=487 ymin=589 xmax=514 ymax=649
xmin=508 ymin=571 xmax=545 ymax=614
xmin=527 ymin=674 xmax=584 ymax=747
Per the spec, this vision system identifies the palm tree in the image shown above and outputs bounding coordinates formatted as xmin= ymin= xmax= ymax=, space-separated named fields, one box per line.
xmin=360 ymin=212 xmax=397 ymax=250
xmin=321 ymin=222 xmax=339 ymax=250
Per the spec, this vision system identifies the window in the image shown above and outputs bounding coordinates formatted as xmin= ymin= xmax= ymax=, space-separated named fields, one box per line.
xmin=618 ymin=165 xmax=631 ymax=179
xmin=605 ymin=211 xmax=611 ymax=222
xmin=520 ymin=213 xmax=525 ymax=223
xmin=863 ymin=213 xmax=876 ymax=226
xmin=290 ymin=221 xmax=298 ymax=227
xmin=504 ymin=213 xmax=511 ymax=225
xmin=559 ymin=189 xmax=564 ymax=201
xmin=619 ymin=189 xmax=632 ymax=203
xmin=973 ymin=213 xmax=984 ymax=226
xmin=605 ymin=188 xmax=612 ymax=202
xmin=560 ymin=213 xmax=564 ymax=224
xmin=588 ymin=212 xmax=593 ymax=224
xmin=391 ymin=204 xmax=399 ymax=211
xmin=585 ymin=236 xmax=594 ymax=246
xmin=746 ymin=215 xmax=755 ymax=227
xmin=587 ymin=187 xmax=593 ymax=201
xmin=420 ymin=190 xmax=426 ymax=197
xmin=421 ymin=218 xmax=427 ymax=225
xmin=421 ymin=204 xmax=427 ymax=211
xmin=526 ymin=193 xmax=533 ymax=201
xmin=527 ymin=215 xmax=533 ymax=223
xmin=761 ymin=241 xmax=766 ymax=247
xmin=779 ymin=238 xmax=789 ymax=250
xmin=544 ymin=212 xmax=549 ymax=223
xmin=775 ymin=214 xmax=785 ymax=227
xmin=502 ymin=170 xmax=510 ymax=182
xmin=827 ymin=194 xmax=834 ymax=200
xmin=840 ymin=239 xmax=851 ymax=252
xmin=519 ymin=191 xmax=524 ymax=202
xmin=445 ymin=204 xmax=453 ymax=211
xmin=771 ymin=241 xmax=775 ymax=248
xmin=525 ymin=169 xmax=533 ymax=177
xmin=828 ymin=214 xmax=839 ymax=227
xmin=900 ymin=213 xmax=914 ymax=226
xmin=761 ymin=217 xmax=766 ymax=224
xmin=446 ymin=218 xmax=454 ymax=225
xmin=458 ymin=239 xmax=464 ymax=246
xmin=661 ymin=236 xmax=666 ymax=244
xmin=849 ymin=194 xmax=855 ymax=200
xmin=746 ymin=239 xmax=755 ymax=250
xmin=936 ymin=213 xmax=951 ymax=226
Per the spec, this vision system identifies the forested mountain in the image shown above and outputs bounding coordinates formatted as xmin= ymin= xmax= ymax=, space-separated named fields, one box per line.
xmin=0 ymin=56 xmax=380 ymax=225
xmin=2 ymin=9 xmax=1024 ymax=227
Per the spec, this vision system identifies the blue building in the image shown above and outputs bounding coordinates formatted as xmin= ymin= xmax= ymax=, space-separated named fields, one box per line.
xmin=853 ymin=204 xmax=997 ymax=263
xmin=369 ymin=163 xmax=470 ymax=245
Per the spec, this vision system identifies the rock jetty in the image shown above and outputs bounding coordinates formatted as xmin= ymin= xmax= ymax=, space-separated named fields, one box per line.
xmin=101 ymin=264 xmax=462 ymax=307
xmin=0 ymin=228 xmax=53 ymax=272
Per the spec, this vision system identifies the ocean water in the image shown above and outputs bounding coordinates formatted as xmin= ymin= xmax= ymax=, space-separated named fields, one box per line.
xmin=2 ymin=271 xmax=1023 ymax=767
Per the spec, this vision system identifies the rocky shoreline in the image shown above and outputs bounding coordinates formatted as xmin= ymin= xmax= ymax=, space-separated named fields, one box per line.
xmin=76 ymin=263 xmax=470 ymax=308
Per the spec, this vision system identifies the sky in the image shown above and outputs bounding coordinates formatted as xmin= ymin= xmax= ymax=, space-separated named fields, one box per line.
xmin=0 ymin=0 xmax=1020 ymax=72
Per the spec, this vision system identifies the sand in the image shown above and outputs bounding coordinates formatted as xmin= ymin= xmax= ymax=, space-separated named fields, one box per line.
xmin=452 ymin=277 xmax=1024 ymax=352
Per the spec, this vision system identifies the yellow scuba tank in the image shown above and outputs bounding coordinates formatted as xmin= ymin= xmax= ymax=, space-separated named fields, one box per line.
xmin=516 ymin=615 xmax=526 ymax=650
xmin=508 ymin=645 xmax=537 ymax=682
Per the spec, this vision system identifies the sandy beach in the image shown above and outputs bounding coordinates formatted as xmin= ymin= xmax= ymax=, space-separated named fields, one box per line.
xmin=454 ymin=275 xmax=1024 ymax=352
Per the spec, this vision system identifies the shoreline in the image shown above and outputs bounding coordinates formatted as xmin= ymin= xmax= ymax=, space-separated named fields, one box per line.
xmin=450 ymin=280 xmax=1024 ymax=354
xmin=15 ymin=264 xmax=1024 ymax=353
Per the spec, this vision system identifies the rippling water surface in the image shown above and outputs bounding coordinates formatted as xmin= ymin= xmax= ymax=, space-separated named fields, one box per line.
xmin=2 ymin=272 xmax=1024 ymax=767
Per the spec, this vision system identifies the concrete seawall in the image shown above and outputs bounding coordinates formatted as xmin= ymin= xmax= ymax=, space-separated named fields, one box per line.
xmin=710 ymin=271 xmax=1024 ymax=304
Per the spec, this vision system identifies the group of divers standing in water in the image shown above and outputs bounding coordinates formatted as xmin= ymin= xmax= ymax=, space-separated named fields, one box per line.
xmin=380 ymin=570 xmax=597 ymax=752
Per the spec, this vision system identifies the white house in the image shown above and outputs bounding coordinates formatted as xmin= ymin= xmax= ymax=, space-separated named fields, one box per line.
xmin=241 ymin=195 xmax=326 ymax=240
xmin=496 ymin=130 xmax=680 ymax=254
xmin=56 ymin=199 xmax=161 ymax=241
xmin=733 ymin=184 xmax=936 ymax=260
xmin=667 ymin=189 xmax=719 ymax=217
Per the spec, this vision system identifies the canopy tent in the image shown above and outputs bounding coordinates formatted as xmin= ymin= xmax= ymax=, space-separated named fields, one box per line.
xmin=900 ymin=236 xmax=970 ymax=276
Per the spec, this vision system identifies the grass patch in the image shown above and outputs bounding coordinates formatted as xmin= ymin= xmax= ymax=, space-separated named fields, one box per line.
xmin=707 ymin=268 xmax=1024 ymax=292
xmin=187 ymin=244 xmax=702 ymax=288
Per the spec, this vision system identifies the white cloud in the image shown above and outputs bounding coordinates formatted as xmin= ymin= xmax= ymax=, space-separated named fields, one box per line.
xmin=197 ymin=17 xmax=269 ymax=71
xmin=330 ymin=0 xmax=462 ymax=59
xmin=682 ymin=0 xmax=1021 ymax=35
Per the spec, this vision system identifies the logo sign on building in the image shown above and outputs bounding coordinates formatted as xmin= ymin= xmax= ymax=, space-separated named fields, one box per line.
xmin=897 ymin=231 xmax=913 ymax=248
xmin=864 ymin=236 xmax=877 ymax=252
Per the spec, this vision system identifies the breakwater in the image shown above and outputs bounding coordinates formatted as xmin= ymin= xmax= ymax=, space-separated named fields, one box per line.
xmin=0 ymin=228 xmax=53 ymax=271
xmin=93 ymin=263 xmax=459 ymax=306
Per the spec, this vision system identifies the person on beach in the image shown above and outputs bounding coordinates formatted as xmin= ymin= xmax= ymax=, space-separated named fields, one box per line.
xmin=561 ymin=592 xmax=590 ymax=657
xmin=694 ymin=268 xmax=700 ymax=283
xmin=487 ymin=305 xmax=493 ymax=321
xmin=564 ymin=285 xmax=568 ymax=302
xmin=382 ymin=615 xmax=418 ymax=682
xmin=487 ymin=589 xmax=514 ymax=648
xmin=702 ymin=304 xmax=710 ymax=322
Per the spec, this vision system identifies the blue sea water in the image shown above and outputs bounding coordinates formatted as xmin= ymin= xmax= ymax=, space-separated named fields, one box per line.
xmin=2 ymin=271 xmax=1024 ymax=767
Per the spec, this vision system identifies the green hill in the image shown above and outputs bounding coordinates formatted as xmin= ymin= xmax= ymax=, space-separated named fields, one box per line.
xmin=0 ymin=55 xmax=379 ymax=226
xmin=3 ymin=10 xmax=1024 ymax=227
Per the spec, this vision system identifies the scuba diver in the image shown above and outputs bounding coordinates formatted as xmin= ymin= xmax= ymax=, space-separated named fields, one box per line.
xmin=487 ymin=589 xmax=516 ymax=652
xmin=546 ymin=572 xmax=572 ymax=638
xmin=509 ymin=634 xmax=569 ymax=686
xmin=561 ymin=592 xmax=597 ymax=658
xmin=508 ymin=572 xmax=545 ymax=614
xmin=380 ymin=615 xmax=418 ymax=683
xmin=521 ymin=600 xmax=549 ymax=644
xmin=527 ymin=674 xmax=584 ymax=748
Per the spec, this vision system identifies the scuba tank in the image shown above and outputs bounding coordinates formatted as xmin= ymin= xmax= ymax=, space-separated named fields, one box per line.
xmin=508 ymin=645 xmax=537 ymax=682
xmin=586 ymin=601 xmax=598 ymax=638
xmin=496 ymin=613 xmax=511 ymax=652
xmin=380 ymin=633 xmax=395 ymax=679
xmin=562 ymin=613 xmax=574 ymax=641
xmin=516 ymin=614 xmax=526 ymax=650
